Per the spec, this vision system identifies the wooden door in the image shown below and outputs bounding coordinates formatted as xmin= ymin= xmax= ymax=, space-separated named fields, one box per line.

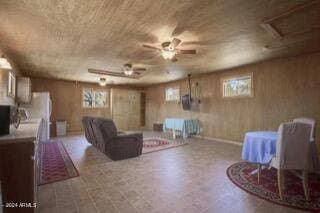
xmin=111 ymin=88 xmax=141 ymax=130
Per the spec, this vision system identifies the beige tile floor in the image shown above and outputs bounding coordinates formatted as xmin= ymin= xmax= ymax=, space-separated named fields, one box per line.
xmin=38 ymin=131 xmax=306 ymax=213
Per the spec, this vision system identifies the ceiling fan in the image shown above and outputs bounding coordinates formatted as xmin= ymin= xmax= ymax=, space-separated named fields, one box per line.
xmin=142 ymin=38 xmax=196 ymax=62
xmin=88 ymin=63 xmax=147 ymax=79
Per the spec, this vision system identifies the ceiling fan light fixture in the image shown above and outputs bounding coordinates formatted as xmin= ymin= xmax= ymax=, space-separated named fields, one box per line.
xmin=0 ymin=57 xmax=12 ymax=69
xmin=124 ymin=70 xmax=133 ymax=76
xmin=99 ymin=77 xmax=107 ymax=86
xmin=161 ymin=50 xmax=176 ymax=60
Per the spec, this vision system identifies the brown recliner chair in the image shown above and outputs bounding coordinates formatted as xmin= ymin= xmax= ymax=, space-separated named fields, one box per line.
xmin=82 ymin=116 xmax=97 ymax=145
xmin=82 ymin=117 xmax=143 ymax=160
xmin=82 ymin=116 xmax=92 ymax=143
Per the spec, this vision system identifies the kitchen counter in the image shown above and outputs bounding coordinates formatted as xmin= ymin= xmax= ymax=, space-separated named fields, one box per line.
xmin=0 ymin=119 xmax=41 ymax=213
xmin=0 ymin=119 xmax=41 ymax=144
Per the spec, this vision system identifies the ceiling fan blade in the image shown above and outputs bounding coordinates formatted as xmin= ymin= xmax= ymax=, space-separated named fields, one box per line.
xmin=88 ymin=68 xmax=115 ymax=74
xmin=142 ymin=44 xmax=161 ymax=50
xmin=170 ymin=38 xmax=182 ymax=49
xmin=88 ymin=69 xmax=139 ymax=79
xmin=176 ymin=49 xmax=196 ymax=54
xmin=181 ymin=41 xmax=203 ymax=45
xmin=262 ymin=45 xmax=288 ymax=52
xmin=171 ymin=26 xmax=185 ymax=37
xmin=171 ymin=56 xmax=178 ymax=62
xmin=133 ymin=67 xmax=147 ymax=71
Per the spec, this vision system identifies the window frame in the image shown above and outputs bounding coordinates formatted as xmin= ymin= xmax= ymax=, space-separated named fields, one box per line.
xmin=165 ymin=86 xmax=180 ymax=102
xmin=82 ymin=88 xmax=109 ymax=108
xmin=221 ymin=73 xmax=254 ymax=99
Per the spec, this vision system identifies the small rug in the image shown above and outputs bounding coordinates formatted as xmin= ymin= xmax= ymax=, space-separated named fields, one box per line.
xmin=227 ymin=162 xmax=320 ymax=211
xmin=142 ymin=137 xmax=187 ymax=154
xmin=39 ymin=141 xmax=79 ymax=185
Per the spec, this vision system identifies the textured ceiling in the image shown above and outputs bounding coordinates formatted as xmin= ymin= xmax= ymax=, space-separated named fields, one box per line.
xmin=0 ymin=0 xmax=320 ymax=86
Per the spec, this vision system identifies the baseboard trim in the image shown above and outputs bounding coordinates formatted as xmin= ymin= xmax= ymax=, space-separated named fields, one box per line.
xmin=194 ymin=135 xmax=243 ymax=146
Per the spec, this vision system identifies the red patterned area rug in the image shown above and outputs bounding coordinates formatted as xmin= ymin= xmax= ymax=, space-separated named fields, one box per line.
xmin=142 ymin=137 xmax=187 ymax=154
xmin=227 ymin=162 xmax=320 ymax=211
xmin=39 ymin=141 xmax=79 ymax=185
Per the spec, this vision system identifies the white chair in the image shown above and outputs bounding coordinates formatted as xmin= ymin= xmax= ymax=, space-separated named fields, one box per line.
xmin=271 ymin=122 xmax=312 ymax=200
xmin=293 ymin=117 xmax=319 ymax=171
xmin=293 ymin=117 xmax=316 ymax=141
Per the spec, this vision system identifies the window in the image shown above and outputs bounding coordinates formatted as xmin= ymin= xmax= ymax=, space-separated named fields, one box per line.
xmin=222 ymin=74 xmax=253 ymax=98
xmin=165 ymin=87 xmax=180 ymax=101
xmin=7 ymin=72 xmax=16 ymax=98
xmin=82 ymin=89 xmax=108 ymax=108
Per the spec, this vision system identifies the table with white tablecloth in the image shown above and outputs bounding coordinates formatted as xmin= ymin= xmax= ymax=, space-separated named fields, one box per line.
xmin=163 ymin=118 xmax=200 ymax=139
xmin=242 ymin=131 xmax=319 ymax=171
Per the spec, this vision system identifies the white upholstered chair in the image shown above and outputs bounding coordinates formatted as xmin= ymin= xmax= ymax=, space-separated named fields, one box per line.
xmin=270 ymin=122 xmax=312 ymax=200
xmin=293 ymin=117 xmax=316 ymax=141
xmin=293 ymin=117 xmax=319 ymax=171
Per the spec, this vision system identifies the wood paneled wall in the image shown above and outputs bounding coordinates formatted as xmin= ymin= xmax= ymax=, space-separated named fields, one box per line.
xmin=31 ymin=78 xmax=112 ymax=135
xmin=31 ymin=78 xmax=144 ymax=135
xmin=145 ymin=52 xmax=320 ymax=149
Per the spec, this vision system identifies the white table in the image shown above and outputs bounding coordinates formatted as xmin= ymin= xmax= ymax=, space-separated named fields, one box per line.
xmin=242 ymin=131 xmax=319 ymax=171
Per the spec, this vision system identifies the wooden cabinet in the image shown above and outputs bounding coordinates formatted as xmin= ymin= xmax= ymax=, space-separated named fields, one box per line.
xmin=17 ymin=77 xmax=32 ymax=103
xmin=0 ymin=120 xmax=40 ymax=213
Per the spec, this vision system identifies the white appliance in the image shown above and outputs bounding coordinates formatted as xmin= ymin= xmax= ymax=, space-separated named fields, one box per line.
xmin=20 ymin=92 xmax=52 ymax=142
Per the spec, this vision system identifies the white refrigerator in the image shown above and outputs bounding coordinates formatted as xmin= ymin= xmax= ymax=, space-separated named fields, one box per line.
xmin=21 ymin=92 xmax=52 ymax=142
